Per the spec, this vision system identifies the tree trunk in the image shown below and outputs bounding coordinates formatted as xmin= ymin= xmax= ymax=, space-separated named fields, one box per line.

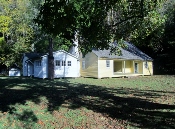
xmin=48 ymin=37 xmax=54 ymax=80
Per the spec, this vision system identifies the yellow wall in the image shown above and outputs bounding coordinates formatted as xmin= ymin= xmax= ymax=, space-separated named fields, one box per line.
xmin=124 ymin=61 xmax=132 ymax=73
xmin=80 ymin=52 xmax=98 ymax=78
xmin=130 ymin=61 xmax=134 ymax=73
xmin=143 ymin=61 xmax=153 ymax=75
xmin=137 ymin=61 xmax=143 ymax=74
xmin=139 ymin=62 xmax=143 ymax=74
xmin=98 ymin=59 xmax=113 ymax=78
xmin=98 ymin=59 xmax=145 ymax=78
xmin=131 ymin=60 xmax=153 ymax=75
xmin=80 ymin=51 xmax=153 ymax=78
xmin=130 ymin=61 xmax=143 ymax=74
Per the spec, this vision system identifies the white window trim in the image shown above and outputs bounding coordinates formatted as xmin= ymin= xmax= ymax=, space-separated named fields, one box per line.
xmin=145 ymin=61 xmax=148 ymax=69
xmin=67 ymin=61 xmax=71 ymax=66
xmin=106 ymin=60 xmax=110 ymax=68
xmin=55 ymin=60 xmax=61 ymax=66
xmin=62 ymin=61 xmax=66 ymax=66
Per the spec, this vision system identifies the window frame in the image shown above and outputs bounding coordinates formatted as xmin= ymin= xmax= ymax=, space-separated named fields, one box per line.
xmin=55 ymin=60 xmax=61 ymax=66
xmin=62 ymin=61 xmax=66 ymax=66
xmin=145 ymin=61 xmax=148 ymax=69
xmin=36 ymin=60 xmax=41 ymax=67
xmin=106 ymin=60 xmax=110 ymax=68
xmin=67 ymin=61 xmax=71 ymax=66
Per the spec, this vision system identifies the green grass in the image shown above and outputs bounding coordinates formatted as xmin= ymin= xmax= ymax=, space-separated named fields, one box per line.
xmin=0 ymin=76 xmax=175 ymax=129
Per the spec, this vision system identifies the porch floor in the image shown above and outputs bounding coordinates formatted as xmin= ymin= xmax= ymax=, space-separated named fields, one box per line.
xmin=113 ymin=72 xmax=143 ymax=77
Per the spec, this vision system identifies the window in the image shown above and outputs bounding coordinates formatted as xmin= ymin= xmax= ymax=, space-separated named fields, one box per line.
xmin=106 ymin=60 xmax=110 ymax=67
xmin=145 ymin=61 xmax=148 ymax=68
xmin=55 ymin=60 xmax=60 ymax=66
xmin=67 ymin=61 xmax=71 ymax=66
xmin=82 ymin=61 xmax=85 ymax=69
xmin=36 ymin=60 xmax=41 ymax=67
xmin=62 ymin=61 xmax=66 ymax=66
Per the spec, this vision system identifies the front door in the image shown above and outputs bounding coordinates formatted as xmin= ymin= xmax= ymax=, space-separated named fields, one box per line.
xmin=134 ymin=63 xmax=139 ymax=73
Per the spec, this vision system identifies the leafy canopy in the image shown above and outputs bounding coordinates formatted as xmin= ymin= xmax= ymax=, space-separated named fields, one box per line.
xmin=0 ymin=0 xmax=43 ymax=67
xmin=36 ymin=0 xmax=166 ymax=54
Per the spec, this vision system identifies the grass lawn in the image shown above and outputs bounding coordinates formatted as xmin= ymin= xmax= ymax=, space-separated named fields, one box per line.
xmin=0 ymin=76 xmax=175 ymax=129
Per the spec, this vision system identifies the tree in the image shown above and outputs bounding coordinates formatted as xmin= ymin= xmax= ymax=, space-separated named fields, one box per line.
xmin=35 ymin=0 xmax=166 ymax=79
xmin=127 ymin=0 xmax=175 ymax=74
xmin=36 ymin=0 xmax=166 ymax=51
xmin=128 ymin=0 xmax=175 ymax=53
xmin=0 ymin=0 xmax=44 ymax=67
xmin=0 ymin=15 xmax=12 ymax=37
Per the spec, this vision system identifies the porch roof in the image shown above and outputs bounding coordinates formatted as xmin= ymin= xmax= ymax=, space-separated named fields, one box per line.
xmin=92 ymin=42 xmax=153 ymax=61
xmin=24 ymin=53 xmax=45 ymax=59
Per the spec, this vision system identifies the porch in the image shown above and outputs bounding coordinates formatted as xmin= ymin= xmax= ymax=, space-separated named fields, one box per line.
xmin=113 ymin=60 xmax=144 ymax=75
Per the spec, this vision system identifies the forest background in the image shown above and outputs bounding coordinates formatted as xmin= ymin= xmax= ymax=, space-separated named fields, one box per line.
xmin=0 ymin=0 xmax=175 ymax=75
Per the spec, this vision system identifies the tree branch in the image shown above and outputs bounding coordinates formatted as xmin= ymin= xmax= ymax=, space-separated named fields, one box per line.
xmin=110 ymin=15 xmax=144 ymax=27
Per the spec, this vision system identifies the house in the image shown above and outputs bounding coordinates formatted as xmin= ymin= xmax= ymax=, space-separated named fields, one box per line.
xmin=22 ymin=41 xmax=153 ymax=79
xmin=80 ymin=42 xmax=153 ymax=78
xmin=9 ymin=64 xmax=21 ymax=76
xmin=23 ymin=50 xmax=80 ymax=79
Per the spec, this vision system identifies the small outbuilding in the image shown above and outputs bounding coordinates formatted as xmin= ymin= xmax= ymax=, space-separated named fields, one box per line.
xmin=9 ymin=65 xmax=21 ymax=76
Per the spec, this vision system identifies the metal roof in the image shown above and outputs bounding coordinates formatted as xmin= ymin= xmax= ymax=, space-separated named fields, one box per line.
xmin=92 ymin=42 xmax=153 ymax=61
xmin=24 ymin=50 xmax=79 ymax=60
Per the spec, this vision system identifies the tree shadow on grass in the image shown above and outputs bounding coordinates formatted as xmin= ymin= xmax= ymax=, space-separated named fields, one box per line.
xmin=0 ymin=77 xmax=175 ymax=128
xmin=6 ymin=109 xmax=38 ymax=129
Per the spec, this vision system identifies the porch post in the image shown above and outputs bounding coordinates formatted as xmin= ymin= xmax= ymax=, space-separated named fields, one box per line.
xmin=142 ymin=62 xmax=144 ymax=74
xmin=123 ymin=61 xmax=125 ymax=73
xmin=133 ymin=61 xmax=134 ymax=74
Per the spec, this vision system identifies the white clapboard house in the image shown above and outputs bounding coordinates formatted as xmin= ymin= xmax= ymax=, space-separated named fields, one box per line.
xmin=22 ymin=44 xmax=80 ymax=78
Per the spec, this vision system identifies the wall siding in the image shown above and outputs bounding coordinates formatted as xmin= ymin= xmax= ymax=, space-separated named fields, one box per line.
xmin=42 ymin=56 xmax=48 ymax=78
xmin=34 ymin=60 xmax=43 ymax=78
xmin=143 ymin=61 xmax=153 ymax=75
xmin=124 ymin=61 xmax=132 ymax=73
xmin=98 ymin=59 xmax=113 ymax=78
xmin=131 ymin=61 xmax=143 ymax=74
xmin=29 ymin=51 xmax=79 ymax=79
xmin=138 ymin=61 xmax=143 ymax=74
xmin=80 ymin=52 xmax=98 ymax=78
xmin=53 ymin=51 xmax=79 ymax=78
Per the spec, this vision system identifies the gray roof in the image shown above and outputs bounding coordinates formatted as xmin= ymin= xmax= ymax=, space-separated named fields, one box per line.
xmin=92 ymin=42 xmax=153 ymax=61
xmin=24 ymin=50 xmax=78 ymax=60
